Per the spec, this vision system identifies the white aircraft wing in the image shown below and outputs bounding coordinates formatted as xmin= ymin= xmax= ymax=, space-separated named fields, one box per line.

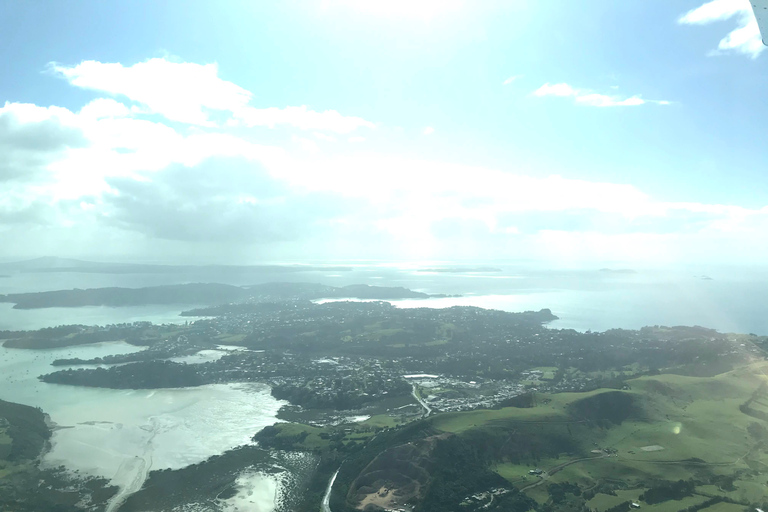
xmin=752 ymin=0 xmax=768 ymax=45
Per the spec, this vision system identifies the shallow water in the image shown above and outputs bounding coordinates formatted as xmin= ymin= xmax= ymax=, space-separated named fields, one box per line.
xmin=223 ymin=470 xmax=281 ymax=512
xmin=0 ymin=302 xmax=196 ymax=331
xmin=0 ymin=341 xmax=286 ymax=509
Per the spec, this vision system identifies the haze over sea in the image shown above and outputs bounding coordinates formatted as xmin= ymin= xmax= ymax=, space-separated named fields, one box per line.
xmin=2 ymin=261 xmax=767 ymax=335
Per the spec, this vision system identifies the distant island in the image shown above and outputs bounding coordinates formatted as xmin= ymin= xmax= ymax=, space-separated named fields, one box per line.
xmin=0 ymin=283 xmax=249 ymax=309
xmin=418 ymin=266 xmax=502 ymax=273
xmin=0 ymin=257 xmax=354 ymax=275
xmin=0 ymin=282 xmax=453 ymax=310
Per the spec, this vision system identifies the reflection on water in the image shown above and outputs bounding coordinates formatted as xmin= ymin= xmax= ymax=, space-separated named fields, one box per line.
xmin=3 ymin=264 xmax=768 ymax=334
xmin=0 ymin=302 xmax=195 ymax=331
xmin=315 ymin=278 xmax=768 ymax=335
xmin=0 ymin=342 xmax=285 ymax=504
xmin=167 ymin=349 xmax=230 ymax=364
xmin=223 ymin=470 xmax=281 ymax=512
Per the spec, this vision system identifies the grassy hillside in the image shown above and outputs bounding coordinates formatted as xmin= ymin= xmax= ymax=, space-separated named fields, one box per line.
xmin=324 ymin=362 xmax=768 ymax=511
xmin=429 ymin=387 xmax=629 ymax=433
xmin=427 ymin=362 xmax=768 ymax=511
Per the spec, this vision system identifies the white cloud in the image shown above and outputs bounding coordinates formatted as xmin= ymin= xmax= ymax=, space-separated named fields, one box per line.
xmin=313 ymin=132 xmax=337 ymax=142
xmin=679 ymin=0 xmax=745 ymax=23
xmin=678 ymin=0 xmax=766 ymax=58
xmin=322 ymin=0 xmax=463 ymax=20
xmin=292 ymin=135 xmax=320 ymax=152
xmin=423 ymin=126 xmax=434 ymax=135
xmin=534 ymin=83 xmax=577 ymax=97
xmin=533 ymin=83 xmax=671 ymax=107
xmin=52 ymin=59 xmax=252 ymax=126
xmin=503 ymin=75 xmax=522 ymax=85
xmin=53 ymin=58 xmax=376 ymax=132
xmin=6 ymin=57 xmax=768 ymax=264
xmin=0 ymin=101 xmax=79 ymax=127
xmin=78 ymin=98 xmax=132 ymax=120
xmin=575 ymin=94 xmax=646 ymax=107
xmin=233 ymin=105 xmax=375 ymax=134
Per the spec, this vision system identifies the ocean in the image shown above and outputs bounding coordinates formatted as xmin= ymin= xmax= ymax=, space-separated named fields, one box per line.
xmin=2 ymin=262 xmax=767 ymax=334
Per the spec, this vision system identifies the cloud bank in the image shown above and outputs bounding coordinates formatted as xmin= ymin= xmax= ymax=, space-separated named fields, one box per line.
xmin=2 ymin=57 xmax=767 ymax=265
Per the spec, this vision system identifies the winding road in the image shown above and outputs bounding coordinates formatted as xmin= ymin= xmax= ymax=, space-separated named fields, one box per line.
xmin=411 ymin=384 xmax=432 ymax=417
xmin=520 ymin=453 xmax=611 ymax=491
xmin=321 ymin=469 xmax=339 ymax=512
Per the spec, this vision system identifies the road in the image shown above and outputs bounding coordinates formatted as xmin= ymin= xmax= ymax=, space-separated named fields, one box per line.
xmin=520 ymin=453 xmax=611 ymax=492
xmin=411 ymin=384 xmax=432 ymax=417
xmin=321 ymin=469 xmax=339 ymax=512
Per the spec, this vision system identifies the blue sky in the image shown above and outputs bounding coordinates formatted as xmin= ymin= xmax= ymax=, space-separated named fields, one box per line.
xmin=1 ymin=0 xmax=767 ymax=265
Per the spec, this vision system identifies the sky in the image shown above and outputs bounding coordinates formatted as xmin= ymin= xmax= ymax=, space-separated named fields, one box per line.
xmin=1 ymin=0 xmax=768 ymax=266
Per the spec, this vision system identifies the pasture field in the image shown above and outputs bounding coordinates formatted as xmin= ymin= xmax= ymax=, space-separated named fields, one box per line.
xmin=427 ymin=362 xmax=768 ymax=506
xmin=698 ymin=502 xmax=752 ymax=512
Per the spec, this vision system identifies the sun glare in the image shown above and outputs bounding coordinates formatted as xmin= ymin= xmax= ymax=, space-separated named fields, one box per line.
xmin=323 ymin=0 xmax=464 ymax=20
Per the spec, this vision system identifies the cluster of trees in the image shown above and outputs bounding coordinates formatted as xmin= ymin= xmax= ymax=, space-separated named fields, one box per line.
xmin=739 ymin=382 xmax=768 ymax=421
xmin=0 ymin=399 xmax=50 ymax=461
xmin=548 ymin=482 xmax=581 ymax=504
xmin=271 ymin=376 xmax=410 ymax=410
xmin=417 ymin=434 xmax=536 ymax=512
xmin=678 ymin=497 xmax=734 ymax=512
xmin=567 ymin=391 xmax=640 ymax=426
xmin=40 ymin=361 xmax=210 ymax=389
xmin=252 ymin=425 xmax=311 ymax=451
xmin=640 ymin=480 xmax=695 ymax=504
xmin=603 ymin=500 xmax=632 ymax=512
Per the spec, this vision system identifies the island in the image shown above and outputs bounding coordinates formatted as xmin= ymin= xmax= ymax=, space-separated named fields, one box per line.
xmin=418 ymin=267 xmax=503 ymax=273
xmin=0 ymin=282 xmax=446 ymax=310
xmin=0 ymin=257 xmax=354 ymax=275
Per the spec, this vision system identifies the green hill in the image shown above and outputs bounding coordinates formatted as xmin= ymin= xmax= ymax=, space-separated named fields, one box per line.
xmin=327 ymin=362 xmax=768 ymax=512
